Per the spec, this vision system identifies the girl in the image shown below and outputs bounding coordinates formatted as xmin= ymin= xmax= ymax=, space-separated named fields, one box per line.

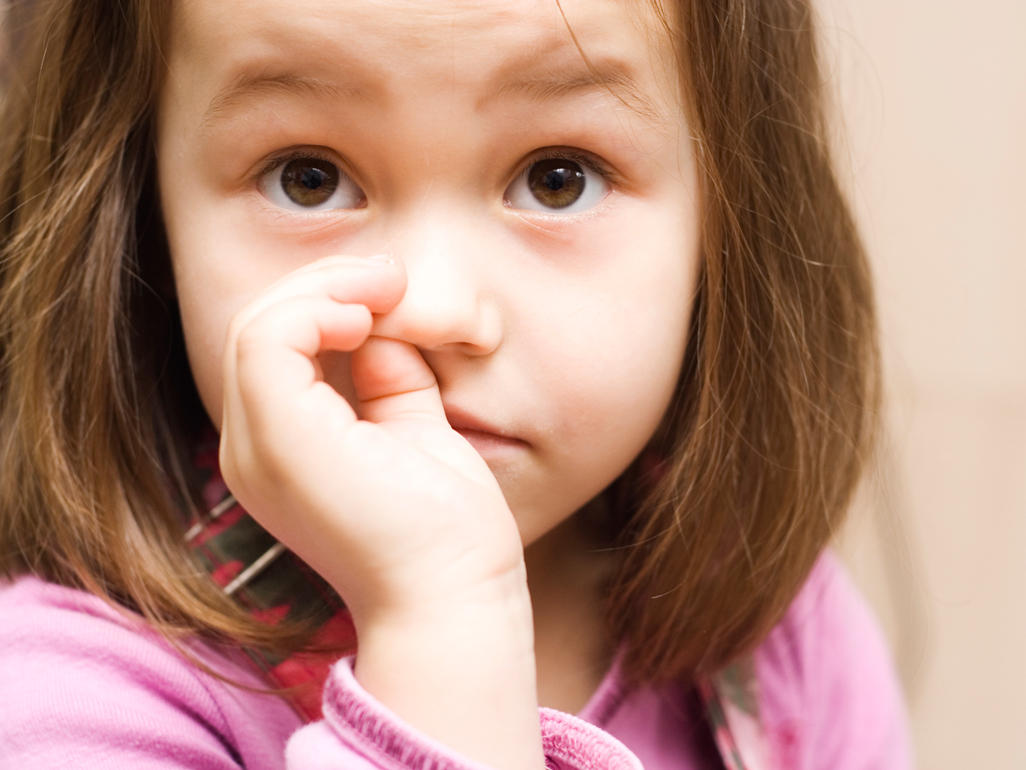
xmin=0 ymin=0 xmax=910 ymax=768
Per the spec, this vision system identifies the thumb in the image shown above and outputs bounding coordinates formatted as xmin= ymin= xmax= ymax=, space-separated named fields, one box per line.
xmin=351 ymin=337 xmax=447 ymax=426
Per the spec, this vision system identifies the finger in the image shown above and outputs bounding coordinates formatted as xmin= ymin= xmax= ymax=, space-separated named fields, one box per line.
xmin=351 ymin=337 xmax=447 ymax=425
xmin=229 ymin=296 xmax=373 ymax=432
xmin=231 ymin=255 xmax=406 ymax=334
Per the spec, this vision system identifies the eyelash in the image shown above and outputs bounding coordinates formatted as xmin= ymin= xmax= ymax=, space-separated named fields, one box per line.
xmin=521 ymin=148 xmax=617 ymax=185
xmin=255 ymin=147 xmax=348 ymax=186
xmin=252 ymin=146 xmax=620 ymax=206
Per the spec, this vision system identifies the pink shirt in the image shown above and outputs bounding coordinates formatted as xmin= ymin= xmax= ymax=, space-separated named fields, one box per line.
xmin=0 ymin=553 xmax=910 ymax=768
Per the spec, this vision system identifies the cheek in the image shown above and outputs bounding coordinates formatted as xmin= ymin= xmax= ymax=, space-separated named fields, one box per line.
xmin=165 ymin=214 xmax=272 ymax=429
xmin=556 ymin=321 xmax=686 ymax=446
xmin=160 ymin=174 xmax=308 ymax=429
xmin=534 ymin=236 xmax=697 ymax=451
xmin=176 ymin=290 xmax=236 ymax=428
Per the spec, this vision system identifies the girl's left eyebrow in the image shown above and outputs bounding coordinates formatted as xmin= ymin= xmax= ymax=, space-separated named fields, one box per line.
xmin=479 ymin=56 xmax=664 ymax=126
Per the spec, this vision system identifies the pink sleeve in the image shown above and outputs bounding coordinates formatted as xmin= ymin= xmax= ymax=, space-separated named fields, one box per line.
xmin=755 ymin=553 xmax=913 ymax=770
xmin=1 ymin=577 xmax=640 ymax=770
xmin=286 ymin=657 xmax=644 ymax=770
xmin=0 ymin=578 xmax=300 ymax=770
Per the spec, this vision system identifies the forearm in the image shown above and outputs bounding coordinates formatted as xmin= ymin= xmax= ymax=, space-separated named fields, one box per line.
xmin=351 ymin=563 xmax=543 ymax=770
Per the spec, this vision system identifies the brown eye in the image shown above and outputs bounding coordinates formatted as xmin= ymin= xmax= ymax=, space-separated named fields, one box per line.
xmin=527 ymin=158 xmax=586 ymax=209
xmin=504 ymin=154 xmax=609 ymax=213
xmin=280 ymin=158 xmax=339 ymax=206
xmin=259 ymin=154 xmax=364 ymax=211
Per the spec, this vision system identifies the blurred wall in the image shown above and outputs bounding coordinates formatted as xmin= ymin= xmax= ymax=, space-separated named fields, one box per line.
xmin=821 ymin=1 xmax=1026 ymax=768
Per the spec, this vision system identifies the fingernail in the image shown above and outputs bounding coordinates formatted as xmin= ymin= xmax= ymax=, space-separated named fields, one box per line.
xmin=368 ymin=253 xmax=396 ymax=265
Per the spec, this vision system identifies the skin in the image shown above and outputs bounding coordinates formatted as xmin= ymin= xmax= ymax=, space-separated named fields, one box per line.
xmin=157 ymin=0 xmax=700 ymax=765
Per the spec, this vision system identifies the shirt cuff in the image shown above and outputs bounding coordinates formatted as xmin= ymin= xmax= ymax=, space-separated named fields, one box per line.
xmin=293 ymin=655 xmax=643 ymax=770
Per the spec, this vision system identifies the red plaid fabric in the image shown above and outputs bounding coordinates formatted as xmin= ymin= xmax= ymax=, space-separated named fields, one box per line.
xmin=186 ymin=438 xmax=356 ymax=721
xmin=185 ymin=437 xmax=766 ymax=768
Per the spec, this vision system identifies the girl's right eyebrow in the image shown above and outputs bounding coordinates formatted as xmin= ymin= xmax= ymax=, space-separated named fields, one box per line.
xmin=200 ymin=71 xmax=367 ymax=133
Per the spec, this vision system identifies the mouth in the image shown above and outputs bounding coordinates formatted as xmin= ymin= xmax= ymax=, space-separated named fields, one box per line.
xmin=444 ymin=406 xmax=529 ymax=455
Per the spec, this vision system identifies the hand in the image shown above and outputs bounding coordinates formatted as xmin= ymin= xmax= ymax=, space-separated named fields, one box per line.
xmin=220 ymin=255 xmax=543 ymax=768
xmin=218 ymin=255 xmax=526 ymax=622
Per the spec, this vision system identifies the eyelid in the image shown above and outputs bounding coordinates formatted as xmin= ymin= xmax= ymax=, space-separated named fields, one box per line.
xmin=255 ymin=146 xmax=349 ymax=182
xmin=503 ymin=146 xmax=619 ymax=217
xmin=513 ymin=146 xmax=620 ymax=186
xmin=258 ymin=144 xmax=326 ymax=173
xmin=255 ymin=146 xmax=368 ymax=214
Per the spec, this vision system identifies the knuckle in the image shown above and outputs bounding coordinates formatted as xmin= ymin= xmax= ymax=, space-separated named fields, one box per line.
xmin=233 ymin=319 xmax=266 ymax=358
xmin=225 ymin=304 xmax=256 ymax=345
xmin=233 ymin=306 xmax=292 ymax=365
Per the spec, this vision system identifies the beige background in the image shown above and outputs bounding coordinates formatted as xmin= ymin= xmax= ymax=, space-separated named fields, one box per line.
xmin=821 ymin=1 xmax=1026 ymax=768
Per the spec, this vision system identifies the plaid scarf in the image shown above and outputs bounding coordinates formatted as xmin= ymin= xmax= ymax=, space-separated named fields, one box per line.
xmin=185 ymin=437 xmax=355 ymax=721
xmin=184 ymin=435 xmax=769 ymax=768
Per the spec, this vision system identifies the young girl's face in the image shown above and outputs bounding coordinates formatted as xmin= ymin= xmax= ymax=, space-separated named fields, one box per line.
xmin=157 ymin=0 xmax=700 ymax=549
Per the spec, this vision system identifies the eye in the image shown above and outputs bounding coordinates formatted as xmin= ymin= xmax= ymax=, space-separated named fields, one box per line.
xmin=258 ymin=153 xmax=365 ymax=211
xmin=504 ymin=154 xmax=609 ymax=214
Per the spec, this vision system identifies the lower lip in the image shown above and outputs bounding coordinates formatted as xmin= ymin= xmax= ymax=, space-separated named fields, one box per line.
xmin=455 ymin=428 xmax=528 ymax=457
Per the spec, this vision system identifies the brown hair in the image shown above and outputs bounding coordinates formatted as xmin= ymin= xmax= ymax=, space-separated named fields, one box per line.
xmin=0 ymin=0 xmax=299 ymax=653
xmin=0 ymin=0 xmax=879 ymax=681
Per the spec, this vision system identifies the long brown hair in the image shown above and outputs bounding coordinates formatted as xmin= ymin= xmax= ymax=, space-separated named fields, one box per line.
xmin=0 ymin=0 xmax=296 ymax=652
xmin=0 ymin=0 xmax=879 ymax=681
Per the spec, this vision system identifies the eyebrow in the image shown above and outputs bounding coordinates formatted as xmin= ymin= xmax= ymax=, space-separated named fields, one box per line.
xmin=480 ymin=57 xmax=663 ymax=125
xmin=200 ymin=52 xmax=664 ymax=132
xmin=201 ymin=72 xmax=364 ymax=132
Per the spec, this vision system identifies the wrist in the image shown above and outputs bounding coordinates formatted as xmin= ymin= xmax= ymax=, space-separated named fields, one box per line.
xmin=349 ymin=561 xmax=543 ymax=770
xmin=349 ymin=558 xmax=535 ymax=652
xmin=344 ymin=551 xmax=533 ymax=632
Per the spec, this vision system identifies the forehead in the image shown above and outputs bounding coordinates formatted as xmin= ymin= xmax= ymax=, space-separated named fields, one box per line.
xmin=169 ymin=0 xmax=666 ymax=48
xmin=165 ymin=0 xmax=680 ymax=112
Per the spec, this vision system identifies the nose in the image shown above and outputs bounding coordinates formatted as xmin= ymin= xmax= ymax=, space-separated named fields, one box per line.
xmin=370 ymin=209 xmax=503 ymax=355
